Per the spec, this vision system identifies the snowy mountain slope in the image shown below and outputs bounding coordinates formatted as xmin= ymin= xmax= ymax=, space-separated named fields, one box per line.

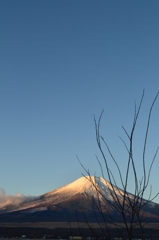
xmin=43 ymin=175 xmax=134 ymax=203
xmin=0 ymin=176 xmax=124 ymax=213
xmin=0 ymin=176 xmax=158 ymax=221
xmin=43 ymin=176 xmax=122 ymax=201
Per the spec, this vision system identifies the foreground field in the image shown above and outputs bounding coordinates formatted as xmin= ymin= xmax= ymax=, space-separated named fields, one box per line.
xmin=0 ymin=222 xmax=159 ymax=229
xmin=1 ymin=222 xmax=159 ymax=239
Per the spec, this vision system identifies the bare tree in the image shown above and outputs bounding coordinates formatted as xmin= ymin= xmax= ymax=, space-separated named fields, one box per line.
xmin=80 ymin=90 xmax=159 ymax=239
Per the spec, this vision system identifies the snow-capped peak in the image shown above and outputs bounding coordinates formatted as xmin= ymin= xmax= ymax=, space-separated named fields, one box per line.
xmin=43 ymin=176 xmax=123 ymax=202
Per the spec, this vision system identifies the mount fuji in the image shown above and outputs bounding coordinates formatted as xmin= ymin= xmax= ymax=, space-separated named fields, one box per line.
xmin=0 ymin=176 xmax=115 ymax=214
xmin=0 ymin=176 xmax=159 ymax=224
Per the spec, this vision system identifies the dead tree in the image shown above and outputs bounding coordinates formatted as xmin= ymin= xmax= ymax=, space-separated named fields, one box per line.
xmin=80 ymin=90 xmax=159 ymax=239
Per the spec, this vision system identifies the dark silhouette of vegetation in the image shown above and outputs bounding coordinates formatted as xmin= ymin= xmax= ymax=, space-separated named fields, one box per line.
xmin=80 ymin=90 xmax=159 ymax=239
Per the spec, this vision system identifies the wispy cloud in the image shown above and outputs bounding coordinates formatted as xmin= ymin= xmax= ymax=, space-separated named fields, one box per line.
xmin=0 ymin=188 xmax=36 ymax=208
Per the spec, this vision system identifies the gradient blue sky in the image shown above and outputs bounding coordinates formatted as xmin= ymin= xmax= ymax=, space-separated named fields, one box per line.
xmin=1 ymin=1 xmax=159 ymax=201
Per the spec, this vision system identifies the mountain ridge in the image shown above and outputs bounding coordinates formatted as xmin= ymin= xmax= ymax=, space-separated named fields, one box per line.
xmin=0 ymin=176 xmax=127 ymax=212
xmin=0 ymin=175 xmax=159 ymax=225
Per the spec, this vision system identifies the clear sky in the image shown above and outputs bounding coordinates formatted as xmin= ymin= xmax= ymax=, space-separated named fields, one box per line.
xmin=1 ymin=1 xmax=159 ymax=202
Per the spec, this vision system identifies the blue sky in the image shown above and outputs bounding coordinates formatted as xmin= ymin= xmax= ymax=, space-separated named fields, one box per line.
xmin=1 ymin=1 xmax=159 ymax=201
